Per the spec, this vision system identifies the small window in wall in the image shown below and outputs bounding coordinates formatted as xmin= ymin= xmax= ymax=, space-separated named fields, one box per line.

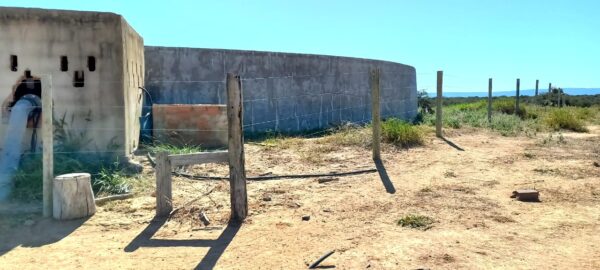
xmin=60 ymin=56 xmax=68 ymax=71
xmin=73 ymin=70 xmax=84 ymax=87
xmin=87 ymin=56 xmax=96 ymax=72
xmin=10 ymin=55 xmax=18 ymax=72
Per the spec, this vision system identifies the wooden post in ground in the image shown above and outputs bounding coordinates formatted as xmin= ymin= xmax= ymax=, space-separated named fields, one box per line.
xmin=370 ymin=68 xmax=381 ymax=160
xmin=436 ymin=71 xmax=443 ymax=138
xmin=155 ymin=151 xmax=172 ymax=217
xmin=535 ymin=79 xmax=539 ymax=96
xmin=549 ymin=83 xmax=552 ymax=93
xmin=558 ymin=87 xmax=561 ymax=107
xmin=515 ymin=78 xmax=520 ymax=115
xmin=42 ymin=75 xmax=54 ymax=218
xmin=227 ymin=73 xmax=247 ymax=222
xmin=488 ymin=78 xmax=493 ymax=124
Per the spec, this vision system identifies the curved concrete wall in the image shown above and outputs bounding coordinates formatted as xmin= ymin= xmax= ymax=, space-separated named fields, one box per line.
xmin=145 ymin=46 xmax=417 ymax=133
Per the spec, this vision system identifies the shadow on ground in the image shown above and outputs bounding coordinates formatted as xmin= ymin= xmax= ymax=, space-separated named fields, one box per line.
xmin=124 ymin=218 xmax=241 ymax=269
xmin=374 ymin=158 xmax=396 ymax=194
xmin=0 ymin=212 xmax=87 ymax=257
xmin=441 ymin=137 xmax=465 ymax=151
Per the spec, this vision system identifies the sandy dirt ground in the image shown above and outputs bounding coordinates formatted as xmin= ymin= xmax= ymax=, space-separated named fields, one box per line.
xmin=1 ymin=126 xmax=599 ymax=269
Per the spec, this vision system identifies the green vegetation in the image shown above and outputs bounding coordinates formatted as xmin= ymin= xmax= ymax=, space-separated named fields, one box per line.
xmin=492 ymin=98 xmax=527 ymax=118
xmin=11 ymin=114 xmax=135 ymax=201
xmin=146 ymin=143 xmax=203 ymax=154
xmin=381 ymin=118 xmax=424 ymax=148
xmin=322 ymin=124 xmax=372 ymax=148
xmin=12 ymin=153 xmax=134 ymax=201
xmin=544 ymin=109 xmax=588 ymax=132
xmin=419 ymin=92 xmax=599 ymax=136
xmin=397 ymin=214 xmax=434 ymax=229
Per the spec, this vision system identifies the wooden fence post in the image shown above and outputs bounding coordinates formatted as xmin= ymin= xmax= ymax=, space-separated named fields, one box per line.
xmin=370 ymin=68 xmax=381 ymax=160
xmin=436 ymin=71 xmax=443 ymax=138
xmin=488 ymin=78 xmax=492 ymax=124
xmin=535 ymin=79 xmax=539 ymax=96
xmin=549 ymin=83 xmax=552 ymax=93
xmin=155 ymin=151 xmax=172 ymax=217
xmin=42 ymin=75 xmax=53 ymax=217
xmin=557 ymin=87 xmax=561 ymax=107
xmin=227 ymin=73 xmax=247 ymax=222
xmin=515 ymin=78 xmax=520 ymax=115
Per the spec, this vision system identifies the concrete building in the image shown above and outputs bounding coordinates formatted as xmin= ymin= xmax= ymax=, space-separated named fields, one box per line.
xmin=0 ymin=7 xmax=144 ymax=157
xmin=0 ymin=7 xmax=417 ymax=151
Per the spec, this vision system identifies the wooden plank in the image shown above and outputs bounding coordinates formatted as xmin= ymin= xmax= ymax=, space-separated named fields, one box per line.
xmin=227 ymin=73 xmax=247 ymax=222
xmin=436 ymin=71 xmax=443 ymax=138
xmin=42 ymin=75 xmax=53 ymax=218
xmin=515 ymin=78 xmax=520 ymax=115
xmin=488 ymin=78 xmax=492 ymax=124
xmin=169 ymin=151 xmax=228 ymax=167
xmin=155 ymin=151 xmax=172 ymax=217
xmin=370 ymin=68 xmax=381 ymax=161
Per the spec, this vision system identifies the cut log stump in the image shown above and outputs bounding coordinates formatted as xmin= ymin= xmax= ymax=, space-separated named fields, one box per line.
xmin=53 ymin=173 xmax=96 ymax=220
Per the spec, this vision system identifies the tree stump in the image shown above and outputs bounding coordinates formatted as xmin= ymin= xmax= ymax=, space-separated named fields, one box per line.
xmin=53 ymin=173 xmax=96 ymax=220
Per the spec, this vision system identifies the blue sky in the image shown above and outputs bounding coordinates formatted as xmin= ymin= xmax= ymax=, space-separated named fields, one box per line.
xmin=1 ymin=0 xmax=598 ymax=93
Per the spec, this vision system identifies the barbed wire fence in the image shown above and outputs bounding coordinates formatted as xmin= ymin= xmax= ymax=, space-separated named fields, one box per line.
xmin=3 ymin=68 xmax=417 ymax=217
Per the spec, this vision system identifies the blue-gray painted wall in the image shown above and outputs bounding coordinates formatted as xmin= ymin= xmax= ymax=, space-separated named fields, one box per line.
xmin=144 ymin=46 xmax=417 ymax=133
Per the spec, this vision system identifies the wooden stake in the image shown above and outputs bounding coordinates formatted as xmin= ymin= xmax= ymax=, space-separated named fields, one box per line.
xmin=155 ymin=151 xmax=172 ymax=217
xmin=535 ymin=79 xmax=539 ymax=96
xmin=370 ymin=68 xmax=381 ymax=160
xmin=515 ymin=78 xmax=520 ymax=115
xmin=42 ymin=75 xmax=53 ymax=218
xmin=549 ymin=83 xmax=552 ymax=93
xmin=436 ymin=71 xmax=443 ymax=137
xmin=488 ymin=78 xmax=492 ymax=124
xmin=227 ymin=73 xmax=247 ymax=222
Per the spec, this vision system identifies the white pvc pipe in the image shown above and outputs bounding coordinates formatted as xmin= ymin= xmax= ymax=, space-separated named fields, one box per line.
xmin=0 ymin=95 xmax=40 ymax=201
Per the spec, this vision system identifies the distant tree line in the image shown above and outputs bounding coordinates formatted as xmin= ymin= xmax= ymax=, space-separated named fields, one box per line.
xmin=418 ymin=88 xmax=600 ymax=109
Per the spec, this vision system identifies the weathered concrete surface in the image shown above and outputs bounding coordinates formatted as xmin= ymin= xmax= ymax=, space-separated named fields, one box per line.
xmin=145 ymin=47 xmax=417 ymax=133
xmin=152 ymin=104 xmax=227 ymax=148
xmin=0 ymin=7 xmax=144 ymax=156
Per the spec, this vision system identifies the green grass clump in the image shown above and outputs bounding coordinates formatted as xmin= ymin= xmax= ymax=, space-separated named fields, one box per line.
xmin=147 ymin=143 xmax=203 ymax=154
xmin=323 ymin=124 xmax=372 ymax=148
xmin=381 ymin=119 xmax=424 ymax=148
xmin=397 ymin=214 xmax=434 ymax=230
xmin=544 ymin=109 xmax=588 ymax=132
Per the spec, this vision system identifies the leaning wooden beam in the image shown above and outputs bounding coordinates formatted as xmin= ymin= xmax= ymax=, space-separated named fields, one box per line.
xmin=169 ymin=151 xmax=228 ymax=167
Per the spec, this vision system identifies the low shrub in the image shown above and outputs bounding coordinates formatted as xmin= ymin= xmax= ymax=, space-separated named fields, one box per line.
xmin=381 ymin=119 xmax=424 ymax=148
xmin=324 ymin=124 xmax=372 ymax=148
xmin=397 ymin=214 xmax=434 ymax=230
xmin=493 ymin=98 xmax=527 ymax=118
xmin=489 ymin=114 xmax=522 ymax=136
xmin=544 ymin=109 xmax=588 ymax=132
